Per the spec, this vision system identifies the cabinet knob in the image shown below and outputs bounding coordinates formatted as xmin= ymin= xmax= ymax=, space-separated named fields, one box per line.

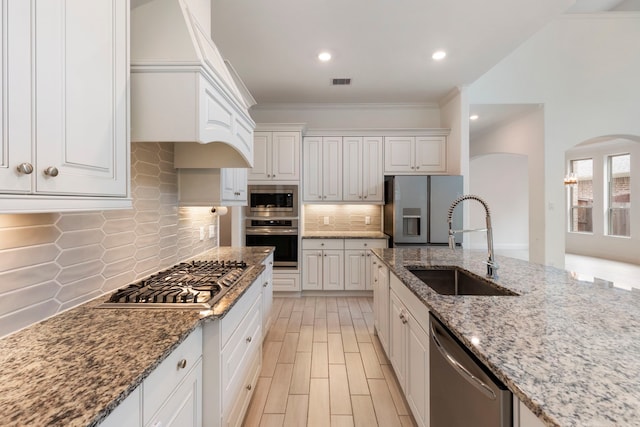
xmin=263 ymin=281 xmax=268 ymax=287
xmin=269 ymin=261 xmax=273 ymax=265
xmin=361 ymin=253 xmax=365 ymax=257
xmin=267 ymin=174 xmax=271 ymax=178
xmin=321 ymin=243 xmax=324 ymax=246
xmin=273 ymin=174 xmax=276 ymax=178
xmin=411 ymin=166 xmax=415 ymax=170
xmin=416 ymin=166 xmax=420 ymax=169
xmin=364 ymin=196 xmax=367 ymax=199
xmin=373 ymin=261 xmax=377 ymax=265
xmin=16 ymin=163 xmax=34 ymax=175
xmin=323 ymin=196 xmax=327 ymax=199
xmin=399 ymin=313 xmax=408 ymax=324
xmin=318 ymin=196 xmax=322 ymax=199
xmin=177 ymin=359 xmax=187 ymax=369
xmin=246 ymin=336 xmax=252 ymax=343
xmin=359 ymin=196 xmax=362 ymax=199
xmin=44 ymin=166 xmax=59 ymax=177
xmin=324 ymin=254 xmax=327 ymax=257
xmin=246 ymin=384 xmax=252 ymax=391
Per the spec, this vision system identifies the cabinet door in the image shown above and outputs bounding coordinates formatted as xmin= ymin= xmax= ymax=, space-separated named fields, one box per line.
xmin=342 ymin=137 xmax=362 ymax=202
xmin=302 ymin=250 xmax=323 ymax=290
xmin=322 ymin=249 xmax=344 ymax=290
xmin=362 ymin=137 xmax=384 ymax=202
xmin=406 ymin=312 xmax=430 ymax=427
xmin=34 ymin=0 xmax=128 ymax=196
xmin=303 ymin=137 xmax=323 ymax=201
xmin=249 ymin=132 xmax=271 ymax=181
xmin=322 ymin=137 xmax=342 ymax=201
xmin=100 ymin=386 xmax=142 ymax=427
xmin=271 ymin=131 xmax=300 ymax=180
xmin=389 ymin=291 xmax=407 ymax=391
xmin=146 ymin=359 xmax=203 ymax=427
xmin=344 ymin=250 xmax=366 ymax=290
xmin=221 ymin=168 xmax=238 ymax=201
xmin=0 ymin=0 xmax=31 ymax=193
xmin=261 ymin=258 xmax=274 ymax=335
xmin=414 ymin=137 xmax=446 ymax=173
xmin=235 ymin=168 xmax=248 ymax=202
xmin=384 ymin=137 xmax=414 ymax=173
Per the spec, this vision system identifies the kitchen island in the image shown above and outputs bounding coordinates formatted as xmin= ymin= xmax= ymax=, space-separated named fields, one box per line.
xmin=0 ymin=246 xmax=273 ymax=427
xmin=373 ymin=247 xmax=640 ymax=427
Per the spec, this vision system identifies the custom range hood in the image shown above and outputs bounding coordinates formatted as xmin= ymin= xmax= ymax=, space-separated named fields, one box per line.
xmin=130 ymin=0 xmax=255 ymax=167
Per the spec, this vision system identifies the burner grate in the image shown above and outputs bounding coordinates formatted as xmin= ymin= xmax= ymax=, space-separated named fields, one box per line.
xmin=103 ymin=259 xmax=248 ymax=308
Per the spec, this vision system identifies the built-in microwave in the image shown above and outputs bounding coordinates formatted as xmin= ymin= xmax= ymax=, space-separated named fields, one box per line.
xmin=246 ymin=185 xmax=298 ymax=218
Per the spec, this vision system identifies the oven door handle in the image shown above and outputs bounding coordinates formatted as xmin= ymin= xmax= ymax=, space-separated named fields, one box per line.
xmin=245 ymin=228 xmax=299 ymax=235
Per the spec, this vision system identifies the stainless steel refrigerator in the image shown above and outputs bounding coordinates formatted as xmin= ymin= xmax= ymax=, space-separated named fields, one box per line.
xmin=383 ymin=175 xmax=463 ymax=247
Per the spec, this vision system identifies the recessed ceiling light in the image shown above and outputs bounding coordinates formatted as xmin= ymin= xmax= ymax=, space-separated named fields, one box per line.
xmin=469 ymin=114 xmax=479 ymax=121
xmin=318 ymin=52 xmax=332 ymax=62
xmin=432 ymin=50 xmax=446 ymax=61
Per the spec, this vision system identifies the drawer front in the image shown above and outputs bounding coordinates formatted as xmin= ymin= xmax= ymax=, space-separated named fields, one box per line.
xmin=344 ymin=239 xmax=387 ymax=250
xmin=273 ymin=272 xmax=300 ymax=292
xmin=143 ymin=326 xmax=203 ymax=424
xmin=224 ymin=348 xmax=262 ymax=427
xmin=220 ymin=276 xmax=262 ymax=346
xmin=221 ymin=292 xmax=262 ymax=413
xmin=302 ymin=239 xmax=344 ymax=250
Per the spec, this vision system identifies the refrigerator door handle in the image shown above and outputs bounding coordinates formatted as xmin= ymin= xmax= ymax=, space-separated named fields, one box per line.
xmin=430 ymin=321 xmax=497 ymax=400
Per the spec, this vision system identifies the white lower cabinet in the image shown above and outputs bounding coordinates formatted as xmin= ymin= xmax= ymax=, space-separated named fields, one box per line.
xmin=202 ymin=278 xmax=263 ymax=427
xmin=302 ymin=239 xmax=344 ymax=291
xmin=388 ymin=273 xmax=431 ymax=427
xmin=99 ymin=386 xmax=142 ymax=427
xmin=344 ymin=239 xmax=388 ymax=291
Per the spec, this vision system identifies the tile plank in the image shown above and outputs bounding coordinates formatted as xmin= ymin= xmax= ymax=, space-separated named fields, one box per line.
xmin=261 ymin=340 xmax=283 ymax=378
xmin=331 ymin=415 xmax=355 ymax=427
xmin=400 ymin=415 xmax=418 ymax=427
xmin=359 ymin=342 xmax=384 ymax=378
xmin=311 ymin=341 xmax=329 ymax=378
xmin=368 ymin=378 xmax=402 ymax=427
xmin=259 ymin=414 xmax=285 ymax=427
xmin=290 ymin=351 xmax=312 ymax=394
xmin=286 ymin=310 xmax=303 ymax=333
xmin=325 ymin=296 xmax=338 ymax=312
xmin=279 ymin=298 xmax=294 ymax=318
xmin=345 ymin=353 xmax=369 ymax=395
xmin=371 ymin=334 xmax=390 ymax=365
xmin=348 ymin=298 xmax=363 ymax=319
xmin=328 ymin=333 xmax=345 ymax=364
xmin=327 ymin=311 xmax=341 ymax=333
xmin=264 ymin=363 xmax=294 ymax=413
xmin=351 ymin=395 xmax=377 ymax=427
xmin=308 ymin=378 xmax=331 ymax=427
xmin=267 ymin=317 xmax=289 ymax=342
xmin=313 ymin=317 xmax=328 ymax=342
xmin=283 ymin=394 xmax=309 ymax=427
xmin=381 ymin=364 xmax=410 ymax=416
xmin=353 ymin=318 xmax=372 ymax=343
xmin=278 ymin=333 xmax=299 ymax=364
xmin=297 ymin=325 xmax=314 ymax=352
xmin=358 ymin=297 xmax=373 ymax=313
xmin=338 ymin=306 xmax=353 ymax=326
xmin=302 ymin=306 xmax=316 ymax=325
xmin=315 ymin=297 xmax=327 ymax=318
xmin=341 ymin=325 xmax=359 ymax=353
xmin=329 ymin=364 xmax=352 ymax=415
xmin=292 ymin=297 xmax=307 ymax=312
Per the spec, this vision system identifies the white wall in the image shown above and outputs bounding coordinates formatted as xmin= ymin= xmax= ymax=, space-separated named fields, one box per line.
xmin=469 ymin=154 xmax=529 ymax=258
xmin=439 ymin=88 xmax=468 ymax=178
xmin=565 ymin=138 xmax=639 ymax=264
xmin=470 ymin=108 xmax=545 ymax=263
xmin=468 ymin=13 xmax=640 ymax=267
xmin=249 ymin=103 xmax=441 ymax=129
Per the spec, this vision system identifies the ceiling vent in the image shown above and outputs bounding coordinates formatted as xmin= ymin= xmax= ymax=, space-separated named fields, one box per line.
xmin=331 ymin=78 xmax=352 ymax=86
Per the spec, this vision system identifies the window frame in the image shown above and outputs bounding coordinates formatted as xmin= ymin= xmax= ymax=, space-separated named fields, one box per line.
xmin=606 ymin=152 xmax=631 ymax=238
xmin=567 ymin=157 xmax=594 ymax=234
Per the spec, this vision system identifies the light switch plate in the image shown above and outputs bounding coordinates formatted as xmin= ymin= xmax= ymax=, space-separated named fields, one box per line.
xmin=365 ymin=216 xmax=371 ymax=225
xmin=209 ymin=225 xmax=215 ymax=238
xmin=199 ymin=226 xmax=205 ymax=241
xmin=324 ymin=216 xmax=330 ymax=225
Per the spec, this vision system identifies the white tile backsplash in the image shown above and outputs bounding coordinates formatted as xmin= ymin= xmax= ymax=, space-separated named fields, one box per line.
xmin=0 ymin=142 xmax=219 ymax=338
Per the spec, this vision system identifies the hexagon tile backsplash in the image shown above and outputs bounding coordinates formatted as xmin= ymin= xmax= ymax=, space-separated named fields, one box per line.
xmin=0 ymin=142 xmax=219 ymax=338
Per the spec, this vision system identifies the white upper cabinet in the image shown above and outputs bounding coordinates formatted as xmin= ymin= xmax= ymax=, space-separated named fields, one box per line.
xmin=303 ymin=136 xmax=342 ymax=202
xmin=343 ymin=136 xmax=383 ymax=202
xmin=0 ymin=0 xmax=131 ymax=213
xmin=178 ymin=168 xmax=247 ymax=207
xmin=384 ymin=136 xmax=447 ymax=174
xmin=249 ymin=131 xmax=300 ymax=182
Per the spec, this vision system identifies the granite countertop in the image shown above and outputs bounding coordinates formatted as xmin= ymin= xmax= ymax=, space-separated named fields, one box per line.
xmin=303 ymin=231 xmax=389 ymax=239
xmin=0 ymin=246 xmax=274 ymax=427
xmin=372 ymin=247 xmax=640 ymax=427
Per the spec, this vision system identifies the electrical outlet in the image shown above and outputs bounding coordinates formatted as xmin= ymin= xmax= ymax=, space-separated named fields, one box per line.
xmin=199 ymin=226 xmax=205 ymax=241
xmin=209 ymin=225 xmax=215 ymax=238
xmin=323 ymin=216 xmax=330 ymax=225
xmin=365 ymin=216 xmax=371 ymax=225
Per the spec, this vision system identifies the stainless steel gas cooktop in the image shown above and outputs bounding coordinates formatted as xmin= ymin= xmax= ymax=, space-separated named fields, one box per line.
xmin=100 ymin=260 xmax=248 ymax=309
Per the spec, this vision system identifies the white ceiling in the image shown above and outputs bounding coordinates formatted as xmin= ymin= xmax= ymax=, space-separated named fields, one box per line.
xmin=210 ymin=0 xmax=575 ymax=104
xmin=469 ymin=104 xmax=541 ymax=139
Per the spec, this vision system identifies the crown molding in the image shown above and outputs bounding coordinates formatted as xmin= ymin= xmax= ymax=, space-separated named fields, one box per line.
xmin=251 ymin=102 xmax=440 ymax=111
xmin=254 ymin=123 xmax=307 ymax=132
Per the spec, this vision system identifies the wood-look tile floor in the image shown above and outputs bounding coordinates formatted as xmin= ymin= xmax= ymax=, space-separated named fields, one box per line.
xmin=243 ymin=296 xmax=417 ymax=427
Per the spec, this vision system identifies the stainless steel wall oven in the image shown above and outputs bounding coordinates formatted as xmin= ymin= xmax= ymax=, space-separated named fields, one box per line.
xmin=246 ymin=185 xmax=298 ymax=218
xmin=245 ymin=219 xmax=298 ymax=268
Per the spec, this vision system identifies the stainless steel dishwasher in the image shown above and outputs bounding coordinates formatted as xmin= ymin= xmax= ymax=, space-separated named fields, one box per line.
xmin=430 ymin=314 xmax=512 ymax=426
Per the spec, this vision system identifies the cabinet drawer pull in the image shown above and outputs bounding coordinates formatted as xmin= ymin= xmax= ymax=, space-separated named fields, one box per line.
xmin=246 ymin=384 xmax=252 ymax=391
xmin=272 ymin=174 xmax=276 ymax=178
xmin=16 ymin=163 xmax=34 ymax=175
xmin=246 ymin=336 xmax=252 ymax=343
xmin=44 ymin=166 xmax=59 ymax=177
xmin=364 ymin=195 xmax=367 ymax=199
xmin=361 ymin=253 xmax=365 ymax=257
xmin=177 ymin=359 xmax=187 ymax=369
xmin=263 ymin=281 xmax=269 ymax=287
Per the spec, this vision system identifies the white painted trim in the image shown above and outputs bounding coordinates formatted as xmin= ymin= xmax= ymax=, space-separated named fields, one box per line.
xmin=254 ymin=123 xmax=307 ymax=132
xmin=0 ymin=196 xmax=133 ymax=213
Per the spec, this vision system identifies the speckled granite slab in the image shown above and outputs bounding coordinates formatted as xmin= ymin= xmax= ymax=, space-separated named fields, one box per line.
xmin=0 ymin=246 xmax=273 ymax=427
xmin=302 ymin=231 xmax=389 ymax=239
xmin=372 ymin=247 xmax=640 ymax=427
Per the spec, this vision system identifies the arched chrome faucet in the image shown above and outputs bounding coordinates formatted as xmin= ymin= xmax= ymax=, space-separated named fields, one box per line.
xmin=447 ymin=195 xmax=498 ymax=279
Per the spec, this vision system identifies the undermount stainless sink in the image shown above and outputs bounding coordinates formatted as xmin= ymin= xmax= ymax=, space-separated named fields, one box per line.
xmin=407 ymin=267 xmax=518 ymax=296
